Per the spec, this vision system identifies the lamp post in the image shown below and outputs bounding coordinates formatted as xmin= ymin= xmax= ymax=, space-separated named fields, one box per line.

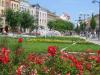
xmin=75 ymin=17 xmax=82 ymax=35
xmin=92 ymin=0 xmax=100 ymax=40
xmin=80 ymin=14 xmax=89 ymax=29
xmin=79 ymin=14 xmax=89 ymax=36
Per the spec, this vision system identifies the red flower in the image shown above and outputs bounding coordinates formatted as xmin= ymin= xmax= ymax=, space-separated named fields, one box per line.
xmin=27 ymin=54 xmax=44 ymax=65
xmin=28 ymin=54 xmax=35 ymax=62
xmin=97 ymin=50 xmax=100 ymax=56
xmin=16 ymin=66 xmax=21 ymax=75
xmin=65 ymin=71 xmax=70 ymax=75
xmin=88 ymin=55 xmax=96 ymax=60
xmin=75 ymin=62 xmax=83 ymax=71
xmin=48 ymin=46 xmax=56 ymax=57
xmin=96 ymin=55 xmax=100 ymax=63
xmin=35 ymin=57 xmax=44 ymax=65
xmin=2 ymin=56 xmax=9 ymax=64
xmin=0 ymin=48 xmax=10 ymax=64
xmin=1 ymin=48 xmax=6 ymax=54
xmin=18 ymin=38 xmax=23 ymax=43
xmin=86 ymin=63 xmax=91 ymax=71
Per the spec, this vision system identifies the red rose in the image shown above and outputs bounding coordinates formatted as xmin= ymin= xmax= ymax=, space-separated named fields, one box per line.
xmin=0 ymin=48 xmax=9 ymax=64
xmin=86 ymin=63 xmax=91 ymax=71
xmin=96 ymin=55 xmax=100 ymax=63
xmin=48 ymin=46 xmax=56 ymax=57
xmin=2 ymin=56 xmax=9 ymax=64
xmin=18 ymin=38 xmax=23 ymax=43
xmin=88 ymin=55 xmax=96 ymax=60
xmin=65 ymin=71 xmax=70 ymax=75
xmin=2 ymin=51 xmax=9 ymax=64
xmin=16 ymin=66 xmax=21 ymax=75
xmin=75 ymin=62 xmax=83 ymax=71
xmin=97 ymin=50 xmax=100 ymax=56
xmin=1 ymin=48 xmax=6 ymax=54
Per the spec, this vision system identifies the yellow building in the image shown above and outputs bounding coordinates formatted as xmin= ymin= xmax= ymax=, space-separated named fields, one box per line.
xmin=6 ymin=0 xmax=20 ymax=11
xmin=0 ymin=0 xmax=6 ymax=32
xmin=10 ymin=0 xmax=20 ymax=11
xmin=0 ymin=0 xmax=5 ymax=16
xmin=0 ymin=0 xmax=20 ymax=32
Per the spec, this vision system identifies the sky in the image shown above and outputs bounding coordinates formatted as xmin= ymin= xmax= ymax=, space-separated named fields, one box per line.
xmin=28 ymin=0 xmax=99 ymax=23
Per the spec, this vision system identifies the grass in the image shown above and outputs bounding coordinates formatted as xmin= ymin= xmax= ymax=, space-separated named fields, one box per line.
xmin=23 ymin=42 xmax=100 ymax=53
xmin=35 ymin=36 xmax=85 ymax=41
xmin=0 ymin=36 xmax=100 ymax=54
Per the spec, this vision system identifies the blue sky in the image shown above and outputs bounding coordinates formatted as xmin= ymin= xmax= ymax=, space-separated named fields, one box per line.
xmin=28 ymin=0 xmax=99 ymax=23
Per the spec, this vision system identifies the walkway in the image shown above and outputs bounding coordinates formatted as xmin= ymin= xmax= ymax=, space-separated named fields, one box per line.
xmin=86 ymin=38 xmax=100 ymax=45
xmin=74 ymin=35 xmax=100 ymax=45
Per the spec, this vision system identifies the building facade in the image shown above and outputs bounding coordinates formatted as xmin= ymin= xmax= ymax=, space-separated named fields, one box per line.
xmin=86 ymin=14 xmax=99 ymax=31
xmin=0 ymin=1 xmax=61 ymax=33
xmin=60 ymin=12 xmax=70 ymax=21
xmin=47 ymin=11 xmax=60 ymax=22
xmin=5 ymin=0 xmax=20 ymax=11
xmin=0 ymin=0 xmax=6 ymax=32
xmin=10 ymin=0 xmax=20 ymax=11
xmin=20 ymin=1 xmax=30 ymax=12
xmin=0 ymin=0 xmax=20 ymax=32
xmin=0 ymin=0 xmax=5 ymax=16
xmin=20 ymin=1 xmax=37 ymax=32
xmin=32 ymin=4 xmax=47 ymax=30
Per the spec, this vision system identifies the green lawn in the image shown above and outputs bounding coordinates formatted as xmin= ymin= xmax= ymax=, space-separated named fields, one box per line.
xmin=0 ymin=36 xmax=100 ymax=54
xmin=23 ymin=42 xmax=100 ymax=53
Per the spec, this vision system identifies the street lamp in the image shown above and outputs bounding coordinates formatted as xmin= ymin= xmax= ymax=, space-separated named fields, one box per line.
xmin=79 ymin=14 xmax=89 ymax=36
xmin=92 ymin=0 xmax=100 ymax=40
xmin=74 ymin=17 xmax=82 ymax=35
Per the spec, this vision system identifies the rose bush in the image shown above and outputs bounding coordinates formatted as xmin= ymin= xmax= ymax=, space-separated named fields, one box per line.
xmin=0 ymin=37 xmax=100 ymax=75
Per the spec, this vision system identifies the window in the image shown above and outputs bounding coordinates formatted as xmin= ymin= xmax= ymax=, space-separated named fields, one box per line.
xmin=17 ymin=4 xmax=19 ymax=10
xmin=32 ymin=10 xmax=33 ymax=14
xmin=12 ymin=3 xmax=13 ymax=9
xmin=2 ymin=0 xmax=4 ymax=6
xmin=0 ymin=0 xmax=1 ymax=6
xmin=14 ymin=4 xmax=16 ymax=9
xmin=1 ymin=9 xmax=4 ymax=15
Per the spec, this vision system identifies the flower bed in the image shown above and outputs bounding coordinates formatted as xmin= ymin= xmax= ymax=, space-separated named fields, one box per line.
xmin=0 ymin=42 xmax=100 ymax=75
xmin=0 ymin=37 xmax=100 ymax=75
xmin=27 ymin=38 xmax=92 ymax=44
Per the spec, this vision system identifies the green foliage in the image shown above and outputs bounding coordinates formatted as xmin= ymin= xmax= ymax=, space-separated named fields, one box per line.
xmin=47 ymin=19 xmax=74 ymax=32
xmin=0 ymin=36 xmax=100 ymax=53
xmin=5 ymin=9 xmax=35 ymax=32
xmin=5 ymin=9 xmax=21 ymax=32
xmin=74 ymin=25 xmax=80 ymax=34
xmin=0 ymin=36 xmax=100 ymax=74
xmin=90 ymin=14 xmax=96 ymax=30
xmin=67 ymin=21 xmax=74 ymax=30
xmin=0 ymin=17 xmax=3 ymax=27
xmin=80 ymin=22 xmax=86 ymax=31
xmin=47 ymin=21 xmax=55 ymax=30
xmin=20 ymin=11 xmax=34 ymax=32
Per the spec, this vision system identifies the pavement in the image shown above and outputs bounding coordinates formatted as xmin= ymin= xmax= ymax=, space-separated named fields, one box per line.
xmin=86 ymin=38 xmax=100 ymax=45
xmin=73 ymin=35 xmax=100 ymax=45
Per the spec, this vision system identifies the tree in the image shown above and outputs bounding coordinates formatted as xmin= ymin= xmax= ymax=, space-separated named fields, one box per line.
xmin=47 ymin=19 xmax=74 ymax=32
xmin=80 ymin=21 xmax=85 ymax=31
xmin=5 ymin=9 xmax=21 ymax=32
xmin=47 ymin=21 xmax=55 ymax=30
xmin=20 ymin=11 xmax=34 ymax=32
xmin=90 ymin=14 xmax=96 ymax=31
xmin=0 ymin=17 xmax=3 ymax=27
xmin=67 ymin=22 xmax=74 ymax=30
xmin=74 ymin=24 xmax=80 ymax=34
